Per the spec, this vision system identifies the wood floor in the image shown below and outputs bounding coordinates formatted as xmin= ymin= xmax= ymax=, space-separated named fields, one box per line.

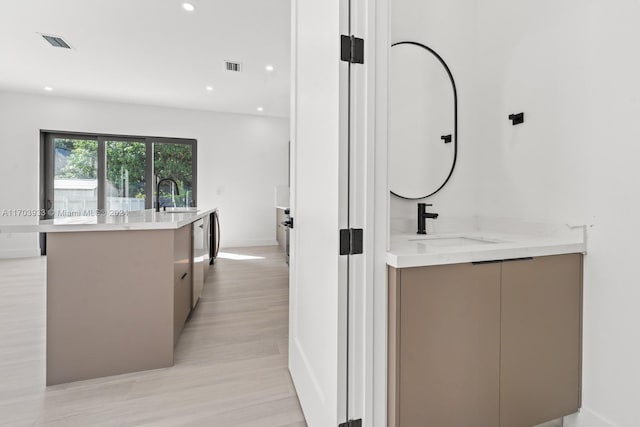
xmin=0 ymin=246 xmax=306 ymax=427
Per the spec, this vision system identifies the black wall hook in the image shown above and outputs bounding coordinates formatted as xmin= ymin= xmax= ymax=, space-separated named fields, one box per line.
xmin=509 ymin=112 xmax=524 ymax=125
xmin=441 ymin=134 xmax=452 ymax=144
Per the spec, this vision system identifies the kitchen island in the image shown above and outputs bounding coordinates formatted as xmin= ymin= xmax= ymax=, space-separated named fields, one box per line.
xmin=2 ymin=208 xmax=216 ymax=385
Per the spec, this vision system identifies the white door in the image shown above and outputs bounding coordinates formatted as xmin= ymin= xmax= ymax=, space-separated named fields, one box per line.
xmin=288 ymin=0 xmax=351 ymax=426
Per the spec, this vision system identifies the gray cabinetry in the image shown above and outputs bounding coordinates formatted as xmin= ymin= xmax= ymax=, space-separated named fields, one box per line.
xmin=500 ymin=254 xmax=583 ymax=426
xmin=388 ymin=254 xmax=583 ymax=427
xmin=173 ymin=224 xmax=192 ymax=343
xmin=43 ymin=212 xmax=215 ymax=385
xmin=389 ymin=262 xmax=500 ymax=427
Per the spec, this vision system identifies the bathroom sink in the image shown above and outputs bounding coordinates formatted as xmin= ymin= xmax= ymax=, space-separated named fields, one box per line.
xmin=407 ymin=236 xmax=502 ymax=247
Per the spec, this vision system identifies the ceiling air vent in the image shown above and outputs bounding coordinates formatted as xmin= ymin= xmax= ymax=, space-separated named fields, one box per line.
xmin=225 ymin=61 xmax=242 ymax=72
xmin=41 ymin=34 xmax=72 ymax=49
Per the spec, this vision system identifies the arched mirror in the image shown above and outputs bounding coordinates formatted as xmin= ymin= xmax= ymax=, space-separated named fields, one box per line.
xmin=389 ymin=41 xmax=458 ymax=199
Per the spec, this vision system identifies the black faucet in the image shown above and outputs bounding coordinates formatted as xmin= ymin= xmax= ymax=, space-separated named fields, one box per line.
xmin=417 ymin=203 xmax=439 ymax=235
xmin=156 ymin=178 xmax=180 ymax=212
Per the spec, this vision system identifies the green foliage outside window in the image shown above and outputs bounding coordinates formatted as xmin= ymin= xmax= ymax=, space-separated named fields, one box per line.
xmin=154 ymin=143 xmax=193 ymax=196
xmin=56 ymin=139 xmax=97 ymax=179
xmin=55 ymin=138 xmax=193 ymax=204
xmin=106 ymin=141 xmax=146 ymax=198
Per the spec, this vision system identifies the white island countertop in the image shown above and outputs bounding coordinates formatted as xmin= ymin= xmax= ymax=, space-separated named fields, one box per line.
xmin=0 ymin=208 xmax=217 ymax=233
xmin=387 ymin=218 xmax=588 ymax=268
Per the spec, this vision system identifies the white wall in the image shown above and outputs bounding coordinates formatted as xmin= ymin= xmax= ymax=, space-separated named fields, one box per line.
xmin=389 ymin=0 xmax=481 ymax=232
xmin=0 ymin=91 xmax=289 ymax=257
xmin=390 ymin=0 xmax=640 ymax=426
xmin=474 ymin=2 xmax=640 ymax=426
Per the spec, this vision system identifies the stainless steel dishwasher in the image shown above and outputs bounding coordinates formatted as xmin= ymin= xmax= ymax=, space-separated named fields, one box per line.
xmin=192 ymin=218 xmax=205 ymax=308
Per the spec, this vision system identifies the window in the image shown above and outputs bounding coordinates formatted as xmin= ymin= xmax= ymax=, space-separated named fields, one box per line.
xmin=52 ymin=136 xmax=99 ymax=215
xmin=105 ymin=139 xmax=147 ymax=212
xmin=153 ymin=142 xmax=195 ymax=208
xmin=42 ymin=132 xmax=197 ymax=217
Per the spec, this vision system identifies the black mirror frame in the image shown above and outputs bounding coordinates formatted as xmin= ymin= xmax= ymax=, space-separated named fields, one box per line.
xmin=389 ymin=41 xmax=458 ymax=200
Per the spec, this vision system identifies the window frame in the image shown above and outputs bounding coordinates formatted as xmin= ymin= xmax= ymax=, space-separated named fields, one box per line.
xmin=40 ymin=130 xmax=197 ymax=218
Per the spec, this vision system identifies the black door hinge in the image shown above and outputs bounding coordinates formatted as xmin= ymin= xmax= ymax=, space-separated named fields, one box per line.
xmin=341 ymin=35 xmax=364 ymax=64
xmin=340 ymin=228 xmax=363 ymax=255
xmin=339 ymin=419 xmax=362 ymax=427
xmin=282 ymin=217 xmax=294 ymax=229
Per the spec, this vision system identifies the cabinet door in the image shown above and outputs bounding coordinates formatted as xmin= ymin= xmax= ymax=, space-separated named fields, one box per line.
xmin=173 ymin=224 xmax=192 ymax=343
xmin=397 ymin=263 xmax=501 ymax=427
xmin=500 ymin=254 xmax=582 ymax=427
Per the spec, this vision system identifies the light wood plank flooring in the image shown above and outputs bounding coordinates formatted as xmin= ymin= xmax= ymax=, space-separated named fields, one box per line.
xmin=0 ymin=246 xmax=305 ymax=427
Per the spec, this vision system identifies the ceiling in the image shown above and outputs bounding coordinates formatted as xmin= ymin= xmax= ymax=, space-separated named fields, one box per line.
xmin=0 ymin=0 xmax=291 ymax=118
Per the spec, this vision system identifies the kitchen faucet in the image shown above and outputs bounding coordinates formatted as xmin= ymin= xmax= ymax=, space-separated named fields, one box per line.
xmin=156 ymin=178 xmax=180 ymax=212
xmin=417 ymin=203 xmax=439 ymax=235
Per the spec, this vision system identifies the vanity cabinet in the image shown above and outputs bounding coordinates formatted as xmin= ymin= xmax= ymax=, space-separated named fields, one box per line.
xmin=388 ymin=262 xmax=501 ymax=427
xmin=388 ymin=254 xmax=583 ymax=427
xmin=500 ymin=255 xmax=582 ymax=427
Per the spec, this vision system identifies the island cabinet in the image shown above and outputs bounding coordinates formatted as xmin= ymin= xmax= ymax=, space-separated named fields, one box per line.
xmin=388 ymin=254 xmax=583 ymax=427
xmin=46 ymin=224 xmax=195 ymax=386
xmin=173 ymin=224 xmax=192 ymax=343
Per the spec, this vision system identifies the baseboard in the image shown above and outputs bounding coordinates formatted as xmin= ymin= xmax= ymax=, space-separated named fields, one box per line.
xmin=220 ymin=239 xmax=278 ymax=249
xmin=564 ymin=408 xmax=616 ymax=427
xmin=0 ymin=248 xmax=41 ymax=259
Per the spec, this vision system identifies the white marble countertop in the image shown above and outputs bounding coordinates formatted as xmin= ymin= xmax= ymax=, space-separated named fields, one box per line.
xmin=0 ymin=208 xmax=217 ymax=233
xmin=387 ymin=218 xmax=588 ymax=268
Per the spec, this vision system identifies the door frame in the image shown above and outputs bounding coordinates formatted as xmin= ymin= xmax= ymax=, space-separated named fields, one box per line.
xmin=350 ymin=0 xmax=391 ymax=424
xmin=344 ymin=0 xmax=390 ymax=425
xmin=370 ymin=0 xmax=390 ymax=425
xmin=346 ymin=0 xmax=377 ymax=424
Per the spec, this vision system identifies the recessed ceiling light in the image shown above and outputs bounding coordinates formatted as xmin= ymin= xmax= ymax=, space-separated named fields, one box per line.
xmin=44 ymin=86 xmax=53 ymax=92
xmin=265 ymin=65 xmax=274 ymax=72
xmin=205 ymin=86 xmax=213 ymax=91
xmin=182 ymin=2 xmax=195 ymax=12
xmin=257 ymin=107 xmax=264 ymax=112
